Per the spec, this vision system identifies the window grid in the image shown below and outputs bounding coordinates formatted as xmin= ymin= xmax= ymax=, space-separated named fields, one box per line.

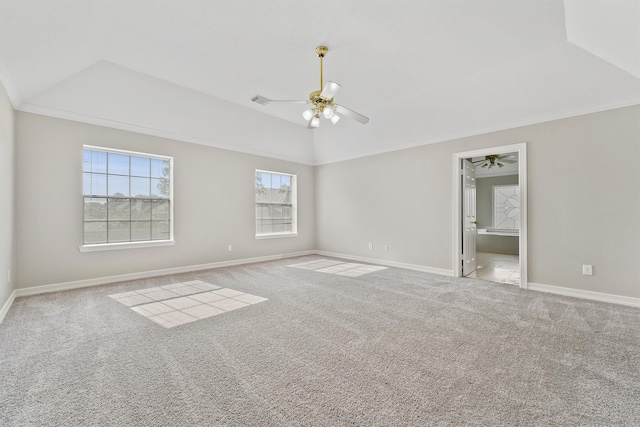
xmin=255 ymin=170 xmax=296 ymax=237
xmin=83 ymin=148 xmax=172 ymax=245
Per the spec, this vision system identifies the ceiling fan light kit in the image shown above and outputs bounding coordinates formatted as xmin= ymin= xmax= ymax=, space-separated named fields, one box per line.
xmin=251 ymin=46 xmax=369 ymax=129
xmin=473 ymin=154 xmax=517 ymax=169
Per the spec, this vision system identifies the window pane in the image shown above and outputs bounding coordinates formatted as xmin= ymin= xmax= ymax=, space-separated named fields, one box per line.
xmin=108 ymin=198 xmax=130 ymax=220
xmin=108 ymin=153 xmax=129 ymax=175
xmin=131 ymin=177 xmax=150 ymax=198
xmin=108 ymin=222 xmax=130 ymax=243
xmin=108 ymin=175 xmax=130 ymax=197
xmin=131 ymin=199 xmax=151 ymax=220
xmin=131 ymin=221 xmax=151 ymax=241
xmin=256 ymin=205 xmax=269 ymax=220
xmin=84 ymin=147 xmax=172 ymax=246
xmin=264 ymin=173 xmax=274 ymax=203
xmin=130 ymin=156 xmax=150 ymax=177
xmin=255 ymin=172 xmax=265 ymax=203
xmin=256 ymin=189 xmax=267 ymax=204
xmin=255 ymin=171 xmax=296 ymax=236
xmin=83 ymin=173 xmax=107 ymax=196
xmin=151 ymin=158 xmax=170 ymax=178
xmin=84 ymin=221 xmax=107 ymax=244
xmin=151 ymin=221 xmax=170 ymax=240
xmin=84 ymin=197 xmax=107 ymax=221
xmin=152 ymin=200 xmax=170 ymax=220
xmin=83 ymin=150 xmax=107 ymax=173
xmin=151 ymin=178 xmax=170 ymax=198
xmin=273 ymin=189 xmax=290 ymax=204
xmin=82 ymin=149 xmax=91 ymax=172
xmin=271 ymin=173 xmax=281 ymax=190
xmin=493 ymin=185 xmax=520 ymax=230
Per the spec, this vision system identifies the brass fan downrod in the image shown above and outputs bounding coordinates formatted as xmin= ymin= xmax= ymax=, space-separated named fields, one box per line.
xmin=308 ymin=46 xmax=330 ymax=112
xmin=316 ymin=46 xmax=328 ymax=92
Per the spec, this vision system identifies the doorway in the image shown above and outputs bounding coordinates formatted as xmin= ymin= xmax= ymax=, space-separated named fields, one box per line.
xmin=452 ymin=143 xmax=528 ymax=289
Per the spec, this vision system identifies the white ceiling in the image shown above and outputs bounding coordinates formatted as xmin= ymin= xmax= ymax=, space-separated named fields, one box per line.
xmin=0 ymin=0 xmax=638 ymax=165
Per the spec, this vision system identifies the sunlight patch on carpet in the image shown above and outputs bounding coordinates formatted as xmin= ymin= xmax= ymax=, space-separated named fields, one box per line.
xmin=109 ymin=280 xmax=267 ymax=328
xmin=288 ymin=259 xmax=388 ymax=277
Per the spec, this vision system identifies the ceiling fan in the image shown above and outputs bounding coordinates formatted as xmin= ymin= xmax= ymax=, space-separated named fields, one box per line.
xmin=251 ymin=46 xmax=369 ymax=129
xmin=472 ymin=154 xmax=517 ymax=169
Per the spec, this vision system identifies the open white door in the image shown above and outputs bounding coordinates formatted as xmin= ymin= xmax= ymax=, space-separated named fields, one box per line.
xmin=453 ymin=143 xmax=527 ymax=288
xmin=462 ymin=160 xmax=477 ymax=275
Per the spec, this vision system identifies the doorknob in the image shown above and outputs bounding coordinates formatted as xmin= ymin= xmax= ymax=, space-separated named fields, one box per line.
xmin=472 ymin=221 xmax=479 ymax=225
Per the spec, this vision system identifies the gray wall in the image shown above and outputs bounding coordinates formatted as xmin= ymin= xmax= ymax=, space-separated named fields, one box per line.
xmin=0 ymin=79 xmax=15 ymax=308
xmin=15 ymin=112 xmax=315 ymax=289
xmin=316 ymin=105 xmax=640 ymax=298
xmin=8 ymin=102 xmax=640 ymax=300
xmin=476 ymin=175 xmax=519 ymax=255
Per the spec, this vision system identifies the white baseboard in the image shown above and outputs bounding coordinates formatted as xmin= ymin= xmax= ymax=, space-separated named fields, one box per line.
xmin=315 ymin=250 xmax=455 ymax=277
xmin=528 ymin=282 xmax=640 ymax=308
xmin=14 ymin=251 xmax=315 ymax=298
xmin=8 ymin=251 xmax=639 ymax=311
xmin=0 ymin=290 xmax=16 ymax=324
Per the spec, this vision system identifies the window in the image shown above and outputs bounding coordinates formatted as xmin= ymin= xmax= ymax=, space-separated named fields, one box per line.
xmin=82 ymin=146 xmax=173 ymax=248
xmin=493 ymin=185 xmax=520 ymax=230
xmin=255 ymin=170 xmax=297 ymax=238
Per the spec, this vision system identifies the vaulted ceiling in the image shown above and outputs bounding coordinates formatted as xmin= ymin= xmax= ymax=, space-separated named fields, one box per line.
xmin=1 ymin=0 xmax=638 ymax=165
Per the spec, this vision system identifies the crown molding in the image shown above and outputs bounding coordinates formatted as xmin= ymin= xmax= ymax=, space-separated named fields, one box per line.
xmin=16 ymin=103 xmax=317 ymax=166
xmin=312 ymin=98 xmax=640 ymax=166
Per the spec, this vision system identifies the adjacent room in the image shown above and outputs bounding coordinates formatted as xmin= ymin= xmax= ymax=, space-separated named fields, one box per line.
xmin=1 ymin=1 xmax=639 ymax=425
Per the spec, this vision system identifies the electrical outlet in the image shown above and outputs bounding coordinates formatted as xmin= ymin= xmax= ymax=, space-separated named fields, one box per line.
xmin=227 ymin=245 xmax=232 ymax=252
xmin=368 ymin=243 xmax=373 ymax=250
xmin=384 ymin=245 xmax=389 ymax=251
xmin=582 ymin=265 xmax=593 ymax=276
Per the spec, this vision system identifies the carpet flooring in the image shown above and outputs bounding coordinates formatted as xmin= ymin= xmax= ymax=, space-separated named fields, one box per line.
xmin=1 ymin=256 xmax=639 ymax=426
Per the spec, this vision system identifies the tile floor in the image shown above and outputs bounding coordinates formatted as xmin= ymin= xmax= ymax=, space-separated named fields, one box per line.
xmin=466 ymin=252 xmax=520 ymax=285
xmin=288 ymin=259 xmax=388 ymax=277
xmin=109 ymin=280 xmax=267 ymax=328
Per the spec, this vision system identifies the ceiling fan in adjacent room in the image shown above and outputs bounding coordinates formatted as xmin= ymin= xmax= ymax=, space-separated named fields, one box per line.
xmin=251 ymin=46 xmax=369 ymax=129
xmin=472 ymin=154 xmax=517 ymax=169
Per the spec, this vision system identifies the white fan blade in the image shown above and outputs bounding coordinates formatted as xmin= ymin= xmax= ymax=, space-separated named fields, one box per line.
xmin=335 ymin=104 xmax=369 ymax=124
xmin=251 ymin=95 xmax=307 ymax=105
xmin=501 ymin=159 xmax=517 ymax=163
xmin=320 ymin=81 xmax=341 ymax=99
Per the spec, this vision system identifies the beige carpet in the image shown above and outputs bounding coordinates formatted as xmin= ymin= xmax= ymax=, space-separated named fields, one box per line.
xmin=1 ymin=256 xmax=639 ymax=426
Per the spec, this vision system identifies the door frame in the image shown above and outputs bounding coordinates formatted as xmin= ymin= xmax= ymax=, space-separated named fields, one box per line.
xmin=452 ymin=142 xmax=528 ymax=289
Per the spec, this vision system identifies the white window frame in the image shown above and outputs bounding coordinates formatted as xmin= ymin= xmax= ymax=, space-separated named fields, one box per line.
xmin=255 ymin=169 xmax=298 ymax=239
xmin=79 ymin=145 xmax=175 ymax=252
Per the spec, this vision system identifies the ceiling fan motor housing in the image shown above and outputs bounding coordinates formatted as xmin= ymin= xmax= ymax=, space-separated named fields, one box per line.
xmin=309 ymin=90 xmax=333 ymax=112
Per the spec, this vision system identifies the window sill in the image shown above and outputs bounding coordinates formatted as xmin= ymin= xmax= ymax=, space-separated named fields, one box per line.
xmin=255 ymin=233 xmax=298 ymax=240
xmin=79 ymin=240 xmax=175 ymax=253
